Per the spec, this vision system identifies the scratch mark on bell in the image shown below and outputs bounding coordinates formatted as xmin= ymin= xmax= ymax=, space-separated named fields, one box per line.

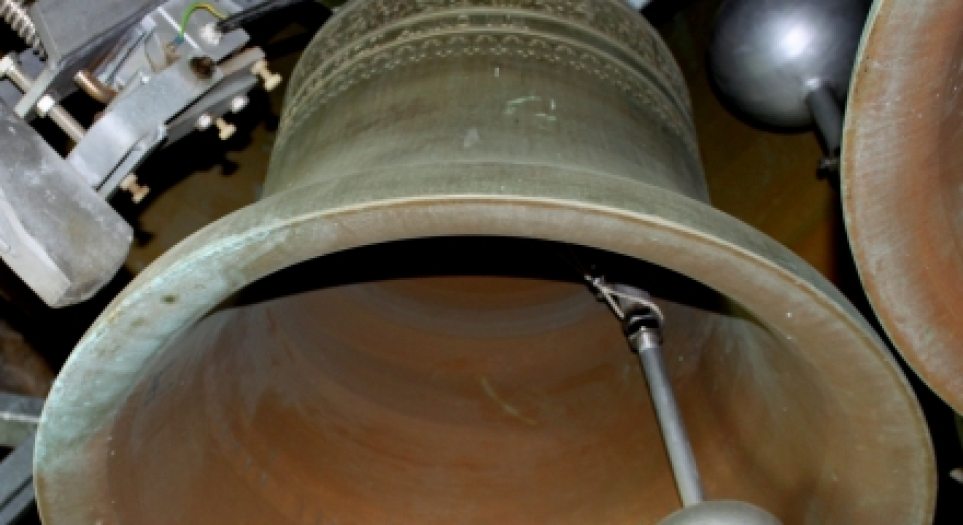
xmin=479 ymin=375 xmax=537 ymax=426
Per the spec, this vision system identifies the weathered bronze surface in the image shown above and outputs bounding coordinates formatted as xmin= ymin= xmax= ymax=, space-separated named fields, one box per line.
xmin=843 ymin=0 xmax=963 ymax=413
xmin=36 ymin=1 xmax=933 ymax=523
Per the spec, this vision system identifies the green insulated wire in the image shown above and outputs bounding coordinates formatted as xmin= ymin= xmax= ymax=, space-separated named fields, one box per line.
xmin=177 ymin=1 xmax=227 ymax=42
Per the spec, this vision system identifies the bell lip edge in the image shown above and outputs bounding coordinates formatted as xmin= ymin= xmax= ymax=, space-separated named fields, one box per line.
xmin=34 ymin=185 xmax=937 ymax=525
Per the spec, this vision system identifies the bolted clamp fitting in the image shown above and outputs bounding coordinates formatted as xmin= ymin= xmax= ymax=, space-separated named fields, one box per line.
xmin=623 ymin=303 xmax=663 ymax=353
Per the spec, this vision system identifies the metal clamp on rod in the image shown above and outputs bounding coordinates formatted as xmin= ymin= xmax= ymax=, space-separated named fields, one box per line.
xmin=611 ymin=283 xmax=705 ymax=509
xmin=589 ymin=277 xmax=782 ymax=525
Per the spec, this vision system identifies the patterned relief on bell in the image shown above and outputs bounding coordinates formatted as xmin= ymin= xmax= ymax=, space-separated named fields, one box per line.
xmin=288 ymin=0 xmax=688 ymax=108
xmin=279 ymin=30 xmax=697 ymax=157
xmin=283 ymin=10 xmax=691 ymax=126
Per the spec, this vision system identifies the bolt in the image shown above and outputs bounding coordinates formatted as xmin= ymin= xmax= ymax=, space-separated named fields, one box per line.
xmin=120 ymin=174 xmax=150 ymax=204
xmin=35 ymin=94 xmax=54 ymax=117
xmin=251 ymin=59 xmax=282 ymax=92
xmin=0 ymin=54 xmax=15 ymax=77
xmin=195 ymin=113 xmax=213 ymax=131
xmin=189 ymin=56 xmax=216 ymax=80
xmin=199 ymin=22 xmax=222 ymax=46
xmin=229 ymin=95 xmax=249 ymax=113
xmin=215 ymin=117 xmax=236 ymax=141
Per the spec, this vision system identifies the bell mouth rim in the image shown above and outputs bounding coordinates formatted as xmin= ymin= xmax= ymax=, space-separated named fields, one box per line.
xmin=35 ymin=165 xmax=935 ymax=524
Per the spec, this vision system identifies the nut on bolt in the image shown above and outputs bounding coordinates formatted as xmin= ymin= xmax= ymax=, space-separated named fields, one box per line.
xmin=230 ymin=95 xmax=249 ymax=113
xmin=35 ymin=95 xmax=56 ymax=117
xmin=200 ymin=22 xmax=222 ymax=46
xmin=195 ymin=113 xmax=214 ymax=131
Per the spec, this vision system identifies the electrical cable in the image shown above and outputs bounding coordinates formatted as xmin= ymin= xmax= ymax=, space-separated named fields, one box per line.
xmin=175 ymin=1 xmax=227 ymax=44
xmin=216 ymin=0 xmax=306 ymax=33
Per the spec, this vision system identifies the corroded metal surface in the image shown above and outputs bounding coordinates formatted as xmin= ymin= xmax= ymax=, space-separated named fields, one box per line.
xmin=843 ymin=0 xmax=963 ymax=413
xmin=36 ymin=1 xmax=933 ymax=523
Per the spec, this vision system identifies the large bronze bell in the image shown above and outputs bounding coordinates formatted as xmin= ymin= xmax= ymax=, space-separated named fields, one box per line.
xmin=843 ymin=0 xmax=963 ymax=414
xmin=35 ymin=1 xmax=934 ymax=523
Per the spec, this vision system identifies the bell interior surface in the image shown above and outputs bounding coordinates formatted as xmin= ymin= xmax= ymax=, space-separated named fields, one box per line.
xmin=35 ymin=1 xmax=934 ymax=524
